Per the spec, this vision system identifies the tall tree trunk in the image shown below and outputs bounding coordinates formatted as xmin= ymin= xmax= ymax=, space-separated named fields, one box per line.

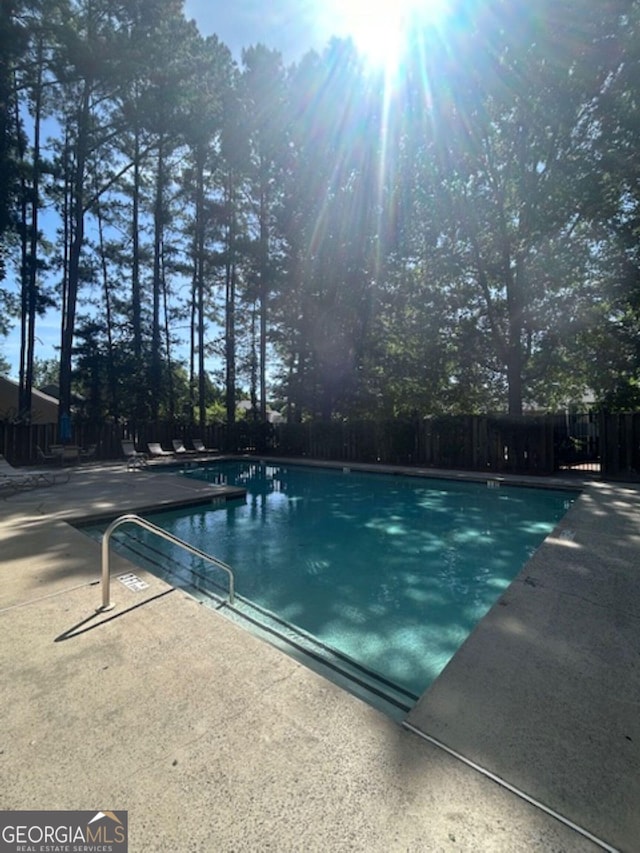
xmin=131 ymin=128 xmax=144 ymax=424
xmin=24 ymin=38 xmax=44 ymax=420
xmin=225 ymin=261 xmax=237 ymax=426
xmin=0 ymin=0 xmax=18 ymax=250
xmin=151 ymin=136 xmax=165 ymax=420
xmin=59 ymin=130 xmax=71 ymax=375
xmin=161 ymin=243 xmax=175 ymax=420
xmin=506 ymin=254 xmax=526 ymax=415
xmin=189 ymin=262 xmax=197 ymax=417
xmin=224 ymin=174 xmax=236 ymax=426
xmin=16 ymin=65 xmax=29 ymax=417
xmin=195 ymin=153 xmax=206 ymax=432
xmin=250 ymin=302 xmax=258 ymax=418
xmin=59 ymin=79 xmax=91 ymax=425
xmin=258 ymin=180 xmax=268 ymax=420
xmin=95 ymin=191 xmax=119 ymax=419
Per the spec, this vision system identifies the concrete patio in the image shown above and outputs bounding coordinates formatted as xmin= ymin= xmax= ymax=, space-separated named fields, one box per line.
xmin=1 ymin=459 xmax=637 ymax=851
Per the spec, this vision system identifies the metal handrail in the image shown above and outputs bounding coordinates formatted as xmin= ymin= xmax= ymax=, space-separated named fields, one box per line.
xmin=99 ymin=513 xmax=235 ymax=611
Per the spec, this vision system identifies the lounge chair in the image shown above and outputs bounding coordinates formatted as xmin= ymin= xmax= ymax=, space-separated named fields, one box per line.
xmin=1 ymin=454 xmax=44 ymax=486
xmin=172 ymin=438 xmax=194 ymax=454
xmin=0 ymin=462 xmax=34 ymax=492
xmin=0 ymin=453 xmax=70 ymax=489
xmin=191 ymin=438 xmax=219 ymax=453
xmin=147 ymin=442 xmax=173 ymax=457
xmin=0 ymin=473 xmax=33 ymax=496
xmin=122 ymin=440 xmax=147 ymax=470
xmin=0 ymin=476 xmax=22 ymax=496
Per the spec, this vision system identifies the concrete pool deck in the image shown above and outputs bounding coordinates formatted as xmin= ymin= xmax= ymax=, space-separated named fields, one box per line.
xmin=0 ymin=459 xmax=637 ymax=851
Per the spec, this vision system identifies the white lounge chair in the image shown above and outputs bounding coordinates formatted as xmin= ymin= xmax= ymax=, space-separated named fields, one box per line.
xmin=0 ymin=457 xmax=34 ymax=492
xmin=1 ymin=454 xmax=43 ymax=484
xmin=122 ymin=440 xmax=147 ymax=470
xmin=0 ymin=477 xmax=21 ymax=496
xmin=191 ymin=438 xmax=219 ymax=453
xmin=172 ymin=439 xmax=194 ymax=454
xmin=0 ymin=453 xmax=70 ymax=489
xmin=147 ymin=442 xmax=173 ymax=457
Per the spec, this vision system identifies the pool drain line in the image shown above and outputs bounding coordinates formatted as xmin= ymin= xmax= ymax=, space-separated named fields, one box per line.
xmin=402 ymin=721 xmax=620 ymax=853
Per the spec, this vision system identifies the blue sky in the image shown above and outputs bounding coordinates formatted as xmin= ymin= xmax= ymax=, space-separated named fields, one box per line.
xmin=183 ymin=0 xmax=339 ymax=62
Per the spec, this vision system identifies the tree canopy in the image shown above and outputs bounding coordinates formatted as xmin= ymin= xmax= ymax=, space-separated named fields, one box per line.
xmin=1 ymin=0 xmax=639 ymax=423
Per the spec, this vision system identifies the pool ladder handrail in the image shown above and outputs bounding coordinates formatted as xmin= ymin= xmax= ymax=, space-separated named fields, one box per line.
xmin=99 ymin=513 xmax=235 ymax=611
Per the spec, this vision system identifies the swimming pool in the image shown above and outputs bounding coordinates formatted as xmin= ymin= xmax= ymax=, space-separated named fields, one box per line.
xmin=86 ymin=462 xmax=577 ymax=714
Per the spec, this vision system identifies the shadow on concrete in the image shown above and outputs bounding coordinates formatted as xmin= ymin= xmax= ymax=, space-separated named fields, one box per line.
xmin=54 ymin=588 xmax=175 ymax=642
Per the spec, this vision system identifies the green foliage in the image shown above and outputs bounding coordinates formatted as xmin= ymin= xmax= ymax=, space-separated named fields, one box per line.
xmin=0 ymin=286 xmax=17 ymax=337
xmin=32 ymin=357 xmax=59 ymax=387
xmin=3 ymin=0 xmax=640 ymax=423
xmin=0 ymin=0 xmax=27 ymax=272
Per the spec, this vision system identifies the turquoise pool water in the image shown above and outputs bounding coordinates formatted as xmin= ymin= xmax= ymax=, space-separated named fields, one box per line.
xmin=87 ymin=462 xmax=576 ymax=707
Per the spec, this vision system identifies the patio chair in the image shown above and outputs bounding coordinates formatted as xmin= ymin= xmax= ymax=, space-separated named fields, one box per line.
xmin=191 ymin=438 xmax=219 ymax=453
xmin=60 ymin=445 xmax=80 ymax=464
xmin=46 ymin=444 xmax=80 ymax=465
xmin=80 ymin=444 xmax=98 ymax=461
xmin=147 ymin=442 xmax=173 ymax=457
xmin=36 ymin=445 xmax=57 ymax=464
xmin=122 ymin=440 xmax=147 ymax=470
xmin=49 ymin=444 xmax=65 ymax=463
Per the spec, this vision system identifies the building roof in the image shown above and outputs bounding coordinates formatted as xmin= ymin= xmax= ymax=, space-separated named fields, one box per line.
xmin=0 ymin=375 xmax=60 ymax=424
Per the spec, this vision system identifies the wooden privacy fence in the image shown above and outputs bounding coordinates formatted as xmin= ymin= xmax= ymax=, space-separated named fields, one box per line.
xmin=274 ymin=416 xmax=556 ymax=474
xmin=599 ymin=413 xmax=640 ymax=479
xmin=0 ymin=420 xmax=228 ymax=465
xmin=2 ymin=411 xmax=639 ymax=479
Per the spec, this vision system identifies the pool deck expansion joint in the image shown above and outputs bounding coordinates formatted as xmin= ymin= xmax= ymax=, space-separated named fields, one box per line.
xmin=402 ymin=722 xmax=620 ymax=853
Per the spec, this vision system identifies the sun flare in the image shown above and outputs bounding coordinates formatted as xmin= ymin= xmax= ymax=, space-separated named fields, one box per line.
xmin=331 ymin=0 xmax=451 ymax=74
